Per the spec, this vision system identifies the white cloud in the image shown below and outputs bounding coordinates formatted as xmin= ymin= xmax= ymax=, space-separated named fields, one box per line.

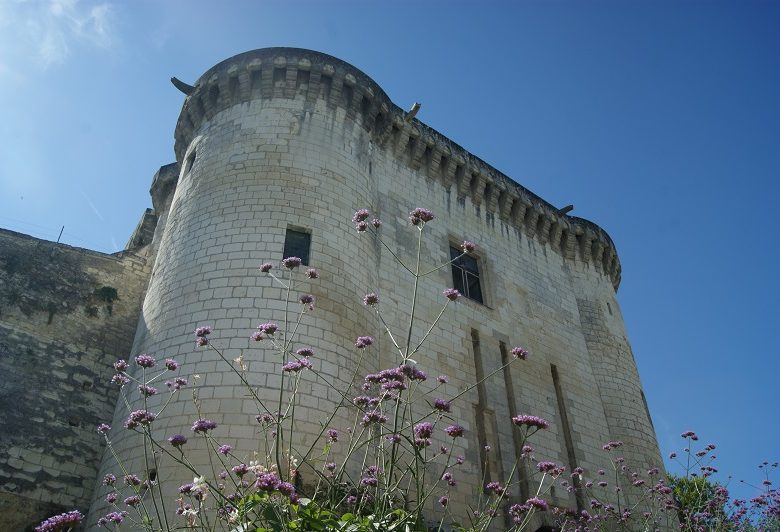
xmin=0 ymin=0 xmax=117 ymax=70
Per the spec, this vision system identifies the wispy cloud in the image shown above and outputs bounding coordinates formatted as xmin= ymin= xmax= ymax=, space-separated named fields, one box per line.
xmin=81 ymin=190 xmax=105 ymax=221
xmin=0 ymin=0 xmax=117 ymax=71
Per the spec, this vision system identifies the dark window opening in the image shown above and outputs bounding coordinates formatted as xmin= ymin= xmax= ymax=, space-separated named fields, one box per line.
xmin=185 ymin=150 xmax=196 ymax=174
xmin=283 ymin=228 xmax=311 ymax=265
xmin=451 ymin=246 xmax=483 ymax=304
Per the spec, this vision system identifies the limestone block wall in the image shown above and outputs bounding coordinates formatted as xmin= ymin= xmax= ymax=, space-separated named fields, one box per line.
xmin=86 ymin=48 xmax=663 ymax=530
xmin=0 ymin=229 xmax=153 ymax=530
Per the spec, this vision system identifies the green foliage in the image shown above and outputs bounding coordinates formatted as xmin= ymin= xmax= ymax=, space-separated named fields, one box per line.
xmin=666 ymin=473 xmax=729 ymax=529
xmin=232 ymin=495 xmax=419 ymax=532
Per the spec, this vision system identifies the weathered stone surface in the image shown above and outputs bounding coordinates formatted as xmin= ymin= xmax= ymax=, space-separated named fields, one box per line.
xmin=0 ymin=229 xmax=153 ymax=529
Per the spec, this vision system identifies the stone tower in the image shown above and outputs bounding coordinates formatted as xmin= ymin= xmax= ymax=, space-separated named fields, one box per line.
xmin=80 ymin=48 xmax=662 ymax=529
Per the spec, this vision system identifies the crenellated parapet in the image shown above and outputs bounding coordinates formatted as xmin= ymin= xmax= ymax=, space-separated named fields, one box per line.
xmin=173 ymin=47 xmax=622 ymax=290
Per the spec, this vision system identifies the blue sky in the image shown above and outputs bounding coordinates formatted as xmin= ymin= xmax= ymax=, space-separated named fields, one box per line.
xmin=1 ymin=0 xmax=777 ymax=502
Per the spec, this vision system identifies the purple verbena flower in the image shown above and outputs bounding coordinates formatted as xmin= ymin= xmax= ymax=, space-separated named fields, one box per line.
xmin=134 ymin=354 xmax=156 ymax=368
xmin=165 ymin=359 xmax=178 ymax=370
xmin=35 ymin=511 xmax=83 ymax=532
xmin=381 ymin=379 xmax=407 ymax=392
xmin=409 ymin=207 xmax=434 ymax=225
xmin=255 ymin=472 xmax=281 ymax=492
xmin=356 ymin=221 xmax=368 ymax=232
xmin=259 ymin=262 xmax=273 ymax=273
xmin=444 ymin=288 xmax=460 ymax=301
xmin=35 ymin=510 xmax=84 ymax=532
xmin=437 ymin=375 xmax=448 ymax=383
xmin=445 ymin=425 xmax=465 ymax=438
xmin=282 ymin=257 xmax=302 ymax=269
xmin=103 ymin=473 xmax=116 ymax=486
xmin=462 ymin=240 xmax=476 ymax=253
xmin=511 ymin=346 xmax=529 ymax=360
xmin=509 ymin=503 xmax=529 ymax=522
xmin=527 ymin=497 xmax=548 ymax=510
xmin=97 ymin=423 xmax=111 ymax=435
xmin=305 ymin=268 xmax=318 ymax=279
xmin=124 ymin=410 xmax=156 ymax=429
xmin=296 ymin=347 xmax=315 ymax=357
xmin=352 ymin=209 xmax=370 ymax=223
xmin=415 ymin=422 xmax=434 ymax=439
xmin=277 ymin=481 xmax=296 ymax=499
xmin=124 ymin=474 xmax=141 ymax=486
xmin=166 ymin=377 xmax=187 ymax=390
xmin=327 ymin=429 xmax=339 ymax=442
xmin=361 ymin=410 xmax=387 ymax=426
xmin=485 ymin=481 xmax=504 ymax=495
xmin=113 ymin=359 xmax=128 ymax=371
xmin=360 ymin=476 xmax=378 ymax=487
xmin=111 ymin=373 xmax=130 ymax=386
xmin=124 ymin=495 xmax=141 ymax=507
xmin=363 ymin=292 xmax=379 ymax=306
xmin=168 ymin=434 xmax=187 ymax=447
xmin=414 ymin=437 xmax=431 ymax=448
xmin=218 ymin=444 xmax=232 ymax=455
xmin=371 ymin=218 xmax=382 ymax=228
xmin=434 ymin=398 xmax=452 ymax=413
xmin=439 ymin=495 xmax=448 ymax=507
xmin=256 ymin=413 xmax=274 ymax=424
xmin=355 ymin=336 xmax=374 ymax=349
xmin=402 ymin=364 xmax=426 ymax=381
xmin=97 ymin=511 xmax=127 ymax=527
xmin=195 ymin=326 xmax=212 ymax=337
xmin=299 ymin=293 xmax=314 ymax=304
xmin=191 ymin=418 xmax=217 ymax=433
xmin=251 ymin=331 xmax=263 ymax=341
xmin=196 ymin=337 xmax=209 ymax=347
xmin=138 ymin=384 xmax=157 ymax=397
xmin=282 ymin=358 xmax=312 ymax=372
xmin=537 ymin=461 xmax=560 ymax=473
xmin=258 ymin=322 xmax=278 ymax=334
xmin=512 ymin=414 xmax=549 ymax=430
xmin=232 ymin=463 xmax=249 ymax=476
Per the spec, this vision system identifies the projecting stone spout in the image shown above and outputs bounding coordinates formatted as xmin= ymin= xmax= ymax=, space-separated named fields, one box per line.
xmin=170 ymin=76 xmax=195 ymax=95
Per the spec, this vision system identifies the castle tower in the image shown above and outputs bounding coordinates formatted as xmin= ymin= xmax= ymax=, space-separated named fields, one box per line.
xmin=87 ymin=48 xmax=663 ymax=529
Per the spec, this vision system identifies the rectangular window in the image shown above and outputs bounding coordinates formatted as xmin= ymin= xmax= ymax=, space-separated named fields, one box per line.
xmin=451 ymin=246 xmax=483 ymax=303
xmin=283 ymin=228 xmax=311 ymax=265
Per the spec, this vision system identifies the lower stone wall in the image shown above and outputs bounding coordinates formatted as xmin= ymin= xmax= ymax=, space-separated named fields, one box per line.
xmin=0 ymin=229 xmax=152 ymax=530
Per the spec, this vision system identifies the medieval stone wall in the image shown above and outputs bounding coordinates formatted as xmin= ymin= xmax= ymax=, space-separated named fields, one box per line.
xmin=0 ymin=229 xmax=153 ymax=530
